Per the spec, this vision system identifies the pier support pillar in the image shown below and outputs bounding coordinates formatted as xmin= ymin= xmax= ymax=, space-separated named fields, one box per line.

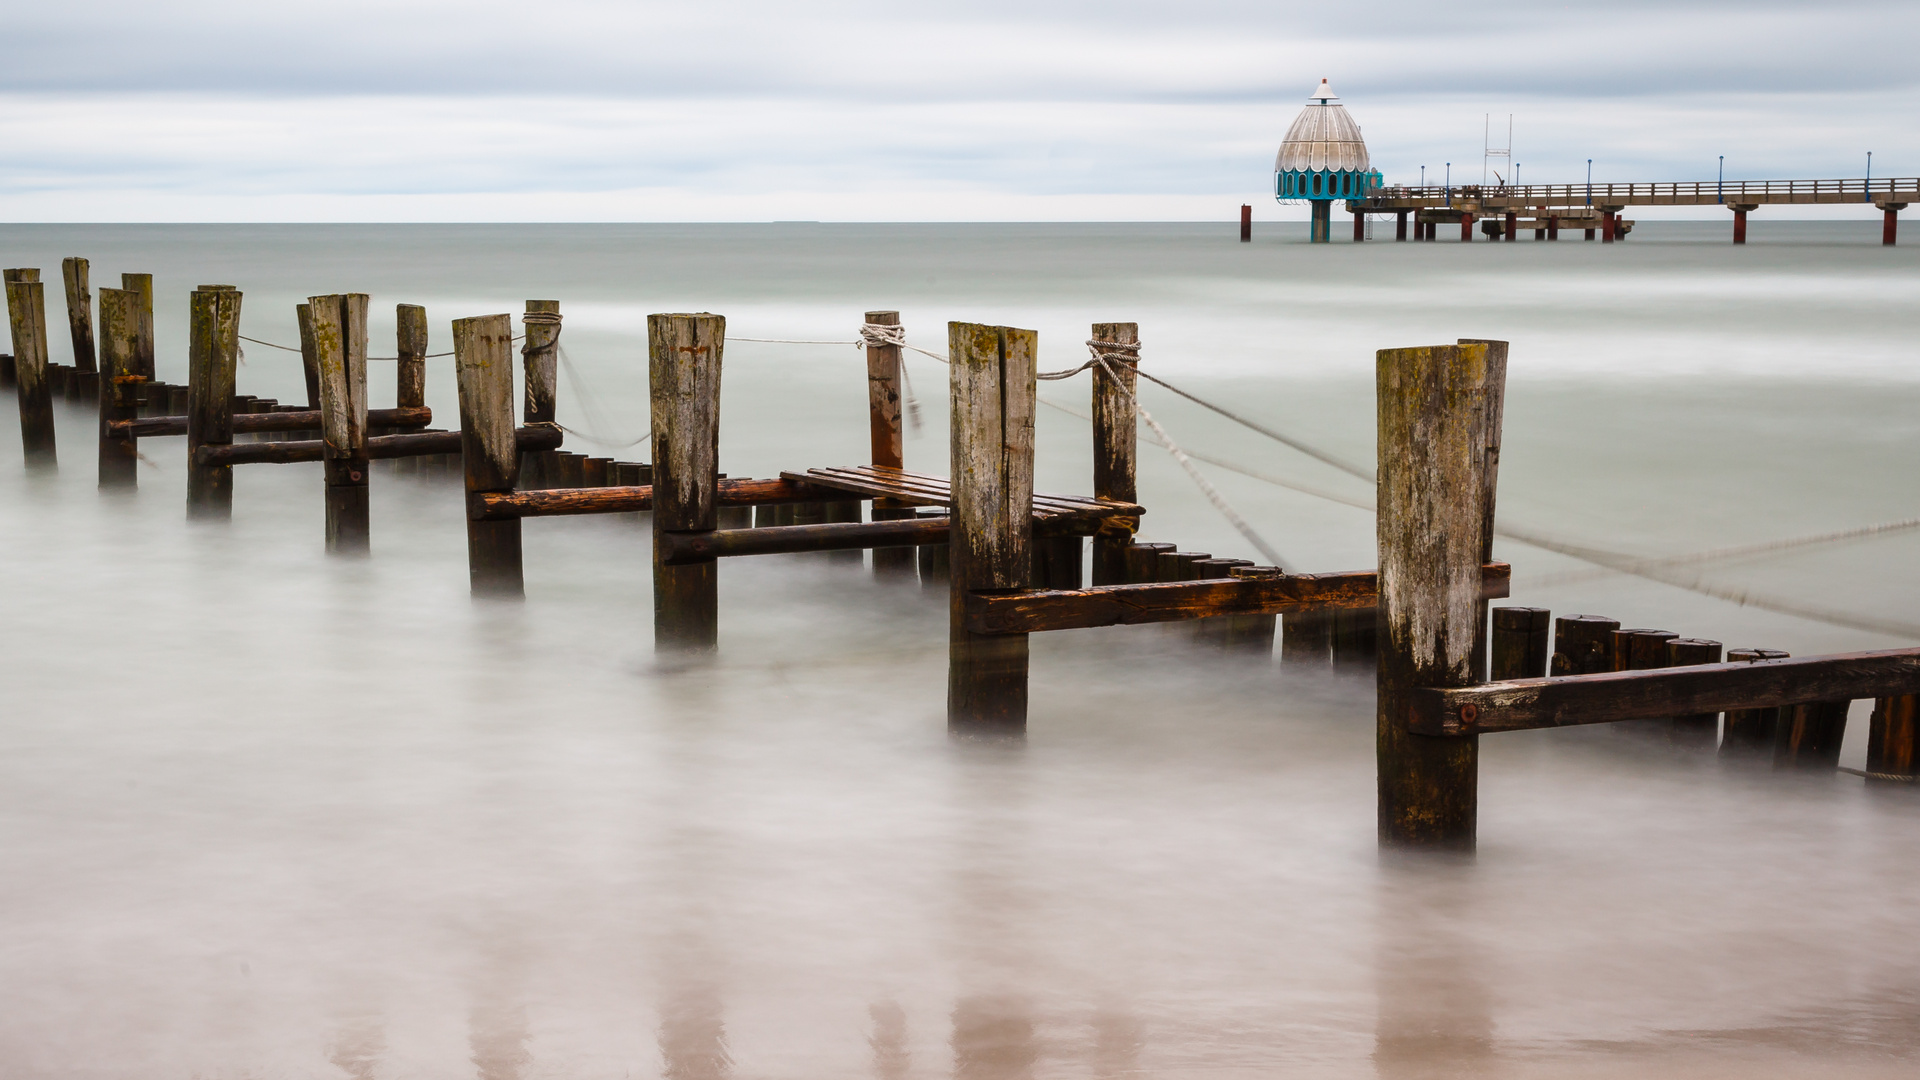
xmin=1310 ymin=200 xmax=1331 ymax=244
xmin=1503 ymin=211 xmax=1516 ymax=241
xmin=1239 ymin=204 xmax=1251 ymax=242
xmin=1602 ymin=211 xmax=1616 ymax=243
xmin=186 ymin=285 xmax=242 ymax=520
xmin=1730 ymin=203 xmax=1756 ymax=245
xmin=1882 ymin=204 xmax=1904 ymax=246
xmin=1353 ymin=211 xmax=1366 ymax=242
xmin=1548 ymin=215 xmax=1559 ymax=240
xmin=1396 ymin=211 xmax=1408 ymax=241
xmin=1459 ymin=214 xmax=1473 ymax=242
xmin=1426 ymin=220 xmax=1437 ymax=241
xmin=454 ymin=313 xmax=525 ymax=598
xmin=1375 ymin=341 xmax=1500 ymax=850
xmin=651 ymin=313 xmax=726 ymax=652
xmin=310 ymin=293 xmax=371 ymax=554
xmin=1583 ymin=228 xmax=1595 ymax=241
xmin=1089 ymin=322 xmax=1138 ymax=586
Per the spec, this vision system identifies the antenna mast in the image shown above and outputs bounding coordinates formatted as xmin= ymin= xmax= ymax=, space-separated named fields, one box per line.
xmin=1484 ymin=114 xmax=1512 ymax=187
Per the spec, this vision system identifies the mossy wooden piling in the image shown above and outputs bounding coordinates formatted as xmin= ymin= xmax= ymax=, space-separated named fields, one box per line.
xmin=520 ymin=301 xmax=561 ymax=488
xmin=5 ymin=272 xmax=57 ymax=468
xmin=1375 ymin=341 xmax=1498 ymax=850
xmin=1090 ymin=322 xmax=1140 ymax=586
xmin=186 ymin=286 xmax=242 ymax=518
xmin=650 ymin=313 xmax=725 ymax=652
xmin=1490 ymin=607 xmax=1551 ymax=680
xmin=61 ymin=258 xmax=97 ymax=401
xmin=310 ymin=293 xmax=371 ymax=553
xmin=947 ymin=321 xmax=1036 ymax=736
xmin=95 ymin=287 xmax=143 ymax=488
xmin=397 ymin=303 xmax=428 ymax=410
xmin=865 ymin=310 xmax=916 ymax=580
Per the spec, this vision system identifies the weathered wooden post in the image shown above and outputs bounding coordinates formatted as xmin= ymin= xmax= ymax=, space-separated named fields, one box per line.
xmin=1866 ymin=694 xmax=1918 ymax=781
xmin=186 ymin=286 xmax=243 ymax=518
xmin=1665 ymin=637 xmax=1724 ymax=747
xmin=1775 ymin=701 xmax=1849 ymax=770
xmin=1281 ymin=609 xmax=1333 ymax=670
xmin=1550 ymin=614 xmax=1619 ymax=675
xmin=397 ymin=303 xmax=427 ymax=409
xmin=1489 ymin=607 xmax=1551 ymax=680
xmin=948 ymin=321 xmax=1036 ymax=735
xmin=1460 ymin=338 xmax=1509 ymax=678
xmin=520 ymin=301 xmax=561 ymax=488
xmin=650 ymin=313 xmax=724 ymax=652
xmin=1090 ymin=322 xmax=1139 ymax=586
xmin=1376 ymin=341 xmax=1496 ymax=849
xmin=61 ymin=258 xmax=97 ymax=401
xmin=309 ymin=293 xmax=371 ymax=553
xmin=296 ymin=303 xmax=322 ymax=409
xmin=120 ymin=273 xmax=154 ymax=382
xmin=865 ymin=310 xmax=916 ymax=580
xmin=5 ymin=272 xmax=57 ymax=468
xmin=96 ymin=287 xmax=143 ymax=488
xmin=454 ymin=313 xmax=524 ymax=598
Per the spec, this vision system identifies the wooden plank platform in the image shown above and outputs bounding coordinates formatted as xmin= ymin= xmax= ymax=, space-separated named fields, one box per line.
xmin=781 ymin=465 xmax=1143 ymax=524
xmin=1406 ymin=647 xmax=1920 ymax=736
xmin=963 ymin=563 xmax=1511 ymax=634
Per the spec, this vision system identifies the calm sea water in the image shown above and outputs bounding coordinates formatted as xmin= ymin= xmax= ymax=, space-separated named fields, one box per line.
xmin=2 ymin=222 xmax=1918 ymax=1078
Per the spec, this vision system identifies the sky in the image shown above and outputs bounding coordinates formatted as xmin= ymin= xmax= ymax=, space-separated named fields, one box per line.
xmin=2 ymin=0 xmax=1916 ymax=221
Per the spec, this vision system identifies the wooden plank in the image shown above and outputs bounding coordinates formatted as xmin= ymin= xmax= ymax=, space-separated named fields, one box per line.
xmin=200 ymin=423 xmax=556 ymax=466
xmin=1090 ymin=321 xmax=1139 ymax=584
xmin=1406 ymin=648 xmax=1920 ymax=736
xmin=95 ymin=286 xmax=141 ymax=488
xmin=469 ymin=476 xmax=842 ymax=520
xmin=6 ymin=277 xmax=58 ymax=467
xmin=949 ymin=321 xmax=1035 ymax=734
xmin=963 ymin=560 xmax=1513 ymax=634
xmin=111 ymin=406 xmax=432 ymax=439
xmin=658 ymin=516 xmax=950 ymax=564
xmin=650 ymin=312 xmax=724 ymax=652
xmin=1376 ymin=341 xmax=1496 ymax=850
xmin=186 ymin=285 xmax=242 ymax=518
xmin=454 ymin=313 xmax=523 ymax=596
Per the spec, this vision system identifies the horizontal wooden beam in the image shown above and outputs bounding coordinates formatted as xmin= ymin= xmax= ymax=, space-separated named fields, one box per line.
xmin=962 ymin=562 xmax=1511 ymax=634
xmin=1407 ymin=647 xmax=1920 ymax=736
xmin=658 ymin=517 xmax=948 ymax=564
xmin=114 ymin=405 xmax=432 ymax=439
xmin=468 ymin=477 xmax=854 ymax=521
xmin=197 ymin=423 xmax=559 ymax=466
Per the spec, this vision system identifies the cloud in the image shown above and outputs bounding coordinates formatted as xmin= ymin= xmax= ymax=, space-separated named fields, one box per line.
xmin=0 ymin=0 xmax=1914 ymax=219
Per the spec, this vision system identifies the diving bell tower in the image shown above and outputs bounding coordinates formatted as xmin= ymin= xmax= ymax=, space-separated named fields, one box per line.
xmin=1275 ymin=80 xmax=1381 ymax=243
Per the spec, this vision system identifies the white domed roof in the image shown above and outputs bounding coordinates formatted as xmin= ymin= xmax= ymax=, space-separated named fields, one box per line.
xmin=1275 ymin=80 xmax=1370 ymax=174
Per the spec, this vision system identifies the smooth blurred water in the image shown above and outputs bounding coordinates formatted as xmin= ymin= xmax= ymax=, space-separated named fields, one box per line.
xmin=1 ymin=222 xmax=1917 ymax=1078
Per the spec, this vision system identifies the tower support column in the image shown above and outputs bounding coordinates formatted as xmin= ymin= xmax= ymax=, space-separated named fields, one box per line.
xmin=1880 ymin=203 xmax=1905 ymax=246
xmin=1353 ymin=211 xmax=1365 ymax=242
xmin=1311 ymin=200 xmax=1331 ymax=244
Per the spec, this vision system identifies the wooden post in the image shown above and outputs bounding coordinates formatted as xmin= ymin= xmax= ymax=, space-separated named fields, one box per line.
xmin=1239 ymin=204 xmax=1252 ymax=242
xmin=310 ymin=293 xmax=371 ymax=554
xmin=1503 ymin=211 xmax=1517 ymax=241
xmin=650 ymin=313 xmax=724 ymax=652
xmin=1353 ymin=212 xmax=1365 ymax=242
xmin=1281 ymin=610 xmax=1333 ymax=670
xmin=296 ymin=303 xmax=322 ymax=409
xmin=397 ymin=304 xmax=427 ymax=409
xmin=1460 ymin=339 xmax=1508 ymax=678
xmin=1331 ymin=607 xmax=1378 ymax=672
xmin=1775 ymin=700 xmax=1849 ymax=770
xmin=1090 ymin=322 xmax=1139 ymax=585
xmin=61 ymin=258 xmax=97 ymax=403
xmin=1548 ymin=215 xmax=1560 ymax=240
xmin=1123 ymin=541 xmax=1174 ymax=584
xmin=1665 ymin=638 xmax=1723 ymax=747
xmin=1223 ymin=565 xmax=1281 ymax=657
xmin=96 ymin=287 xmax=143 ymax=488
xmin=1490 ymin=607 xmax=1551 ymax=680
xmin=521 ymin=301 xmax=561 ymax=488
xmin=865 ymin=310 xmax=917 ymax=580
xmin=1550 ymin=614 xmax=1619 ymax=675
xmin=454 ymin=314 xmax=524 ymax=597
xmin=120 ymin=273 xmax=154 ymax=383
xmin=186 ymin=286 xmax=243 ymax=519
xmin=1721 ymin=648 xmax=1789 ymax=758
xmin=5 ymin=275 xmax=57 ymax=468
xmin=948 ymin=321 xmax=1035 ymax=736
xmin=916 ymin=507 xmax=949 ymax=589
xmin=1866 ymin=695 xmax=1918 ymax=780
xmin=1376 ymin=342 xmax=1495 ymax=850
xmin=1395 ymin=211 xmax=1408 ymax=241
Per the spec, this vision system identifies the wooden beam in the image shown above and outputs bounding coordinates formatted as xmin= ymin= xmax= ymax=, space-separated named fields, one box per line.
xmin=658 ymin=516 xmax=950 ymax=564
xmin=469 ymin=476 xmax=846 ymax=521
xmin=111 ymin=406 xmax=432 ymax=439
xmin=198 ymin=423 xmax=558 ymax=466
xmin=964 ymin=563 xmax=1509 ymax=635
xmin=1406 ymin=648 xmax=1920 ymax=736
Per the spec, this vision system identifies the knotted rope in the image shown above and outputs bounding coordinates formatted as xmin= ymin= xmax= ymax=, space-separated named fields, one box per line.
xmin=858 ymin=322 xmax=924 ymax=432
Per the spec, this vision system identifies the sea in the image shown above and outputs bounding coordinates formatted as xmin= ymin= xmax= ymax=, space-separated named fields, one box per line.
xmin=1 ymin=220 xmax=1917 ymax=1078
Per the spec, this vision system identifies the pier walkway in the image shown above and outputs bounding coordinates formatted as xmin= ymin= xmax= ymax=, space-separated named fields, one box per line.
xmin=1347 ymin=177 xmax=1920 ymax=244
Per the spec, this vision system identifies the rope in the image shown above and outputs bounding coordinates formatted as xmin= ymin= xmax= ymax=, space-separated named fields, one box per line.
xmin=1131 ymin=368 xmax=1376 ymax=484
xmin=1086 ymin=341 xmax=1290 ymax=569
xmin=858 ymin=323 xmax=923 ymax=433
xmin=238 ymin=333 xmax=514 ymax=362
xmin=1839 ymin=767 xmax=1918 ymax=782
xmin=553 ymin=343 xmax=650 ymax=452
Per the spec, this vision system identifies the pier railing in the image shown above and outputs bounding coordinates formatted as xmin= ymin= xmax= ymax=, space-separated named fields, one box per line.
xmin=1362 ymin=177 xmax=1920 ymax=208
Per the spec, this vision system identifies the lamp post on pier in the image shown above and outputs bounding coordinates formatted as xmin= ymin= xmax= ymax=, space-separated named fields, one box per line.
xmin=1718 ymin=156 xmax=1723 ymax=204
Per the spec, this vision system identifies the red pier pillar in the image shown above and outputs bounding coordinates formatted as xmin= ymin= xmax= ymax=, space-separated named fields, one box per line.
xmin=1884 ymin=206 xmax=1903 ymax=246
xmin=1460 ymin=214 xmax=1474 ymax=242
xmin=1354 ymin=212 xmax=1366 ymax=242
xmin=1733 ymin=209 xmax=1748 ymax=245
xmin=1547 ymin=215 xmax=1559 ymax=240
xmin=1396 ymin=211 xmax=1408 ymax=241
xmin=1602 ymin=211 xmax=1616 ymax=243
xmin=1504 ymin=211 xmax=1517 ymax=241
xmin=1240 ymin=204 xmax=1251 ymax=243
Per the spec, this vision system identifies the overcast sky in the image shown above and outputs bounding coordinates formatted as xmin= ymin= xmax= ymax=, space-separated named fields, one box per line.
xmin=2 ymin=0 xmax=1915 ymax=221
